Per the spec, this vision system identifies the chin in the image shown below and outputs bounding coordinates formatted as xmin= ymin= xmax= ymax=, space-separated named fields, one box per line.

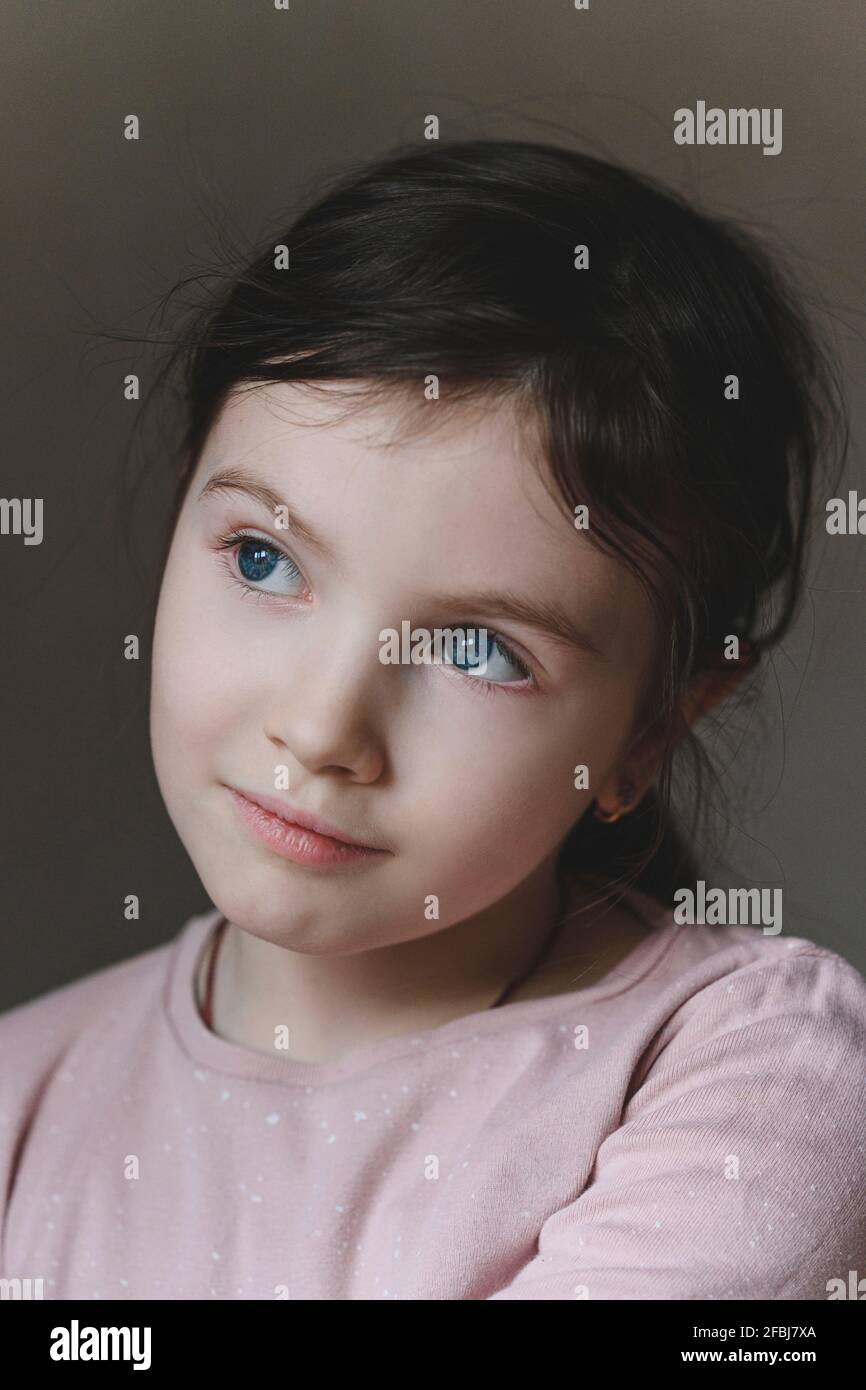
xmin=204 ymin=880 xmax=361 ymax=955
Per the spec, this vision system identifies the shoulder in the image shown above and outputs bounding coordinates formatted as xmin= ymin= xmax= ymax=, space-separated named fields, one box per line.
xmin=617 ymin=894 xmax=866 ymax=1277
xmin=0 ymin=938 xmax=167 ymax=1061
xmin=0 ymin=913 xmax=208 ymax=1142
xmin=634 ymin=931 xmax=866 ymax=1136
xmin=627 ymin=918 xmax=866 ymax=1292
xmin=622 ymin=886 xmax=866 ymax=1035
xmin=495 ymin=902 xmax=866 ymax=1298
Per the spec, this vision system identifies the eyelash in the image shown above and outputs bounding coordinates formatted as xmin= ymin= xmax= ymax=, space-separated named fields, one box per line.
xmin=212 ymin=526 xmax=537 ymax=693
xmin=213 ymin=527 xmax=308 ymax=606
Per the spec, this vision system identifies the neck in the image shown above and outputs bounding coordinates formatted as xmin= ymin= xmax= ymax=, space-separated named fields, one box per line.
xmin=198 ymin=853 xmax=573 ymax=1063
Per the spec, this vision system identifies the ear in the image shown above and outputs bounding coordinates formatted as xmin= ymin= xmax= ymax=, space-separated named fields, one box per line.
xmin=680 ymin=640 xmax=759 ymax=730
xmin=592 ymin=641 xmax=759 ymax=818
xmin=592 ymin=734 xmax=663 ymax=820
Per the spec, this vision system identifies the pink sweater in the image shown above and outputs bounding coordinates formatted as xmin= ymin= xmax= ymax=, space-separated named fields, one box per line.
xmin=1 ymin=887 xmax=865 ymax=1301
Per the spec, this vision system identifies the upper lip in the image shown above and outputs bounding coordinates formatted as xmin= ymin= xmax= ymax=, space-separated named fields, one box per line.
xmin=228 ymin=786 xmax=388 ymax=851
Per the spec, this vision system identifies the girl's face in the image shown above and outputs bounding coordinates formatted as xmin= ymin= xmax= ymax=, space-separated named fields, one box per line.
xmin=150 ymin=383 xmax=658 ymax=952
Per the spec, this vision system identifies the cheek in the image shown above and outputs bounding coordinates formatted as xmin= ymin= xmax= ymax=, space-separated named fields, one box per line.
xmin=149 ymin=570 xmax=233 ymax=787
xmin=415 ymin=677 xmax=636 ymax=857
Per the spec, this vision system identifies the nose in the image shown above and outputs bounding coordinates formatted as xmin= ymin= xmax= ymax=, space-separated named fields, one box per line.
xmin=264 ymin=619 xmax=388 ymax=782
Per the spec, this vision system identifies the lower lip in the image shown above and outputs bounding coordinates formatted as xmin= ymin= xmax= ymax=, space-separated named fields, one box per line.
xmin=228 ymin=789 xmax=386 ymax=867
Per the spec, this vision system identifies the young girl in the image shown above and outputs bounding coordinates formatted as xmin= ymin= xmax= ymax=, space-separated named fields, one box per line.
xmin=2 ymin=139 xmax=865 ymax=1301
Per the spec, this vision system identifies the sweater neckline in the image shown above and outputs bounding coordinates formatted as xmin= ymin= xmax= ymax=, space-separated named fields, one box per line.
xmin=164 ymin=886 xmax=679 ymax=1087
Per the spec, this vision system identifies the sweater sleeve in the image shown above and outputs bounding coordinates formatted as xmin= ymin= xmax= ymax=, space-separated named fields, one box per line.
xmin=488 ymin=949 xmax=866 ymax=1300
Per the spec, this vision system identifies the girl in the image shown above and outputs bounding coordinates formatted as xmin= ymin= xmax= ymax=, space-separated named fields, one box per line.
xmin=2 ymin=139 xmax=865 ymax=1301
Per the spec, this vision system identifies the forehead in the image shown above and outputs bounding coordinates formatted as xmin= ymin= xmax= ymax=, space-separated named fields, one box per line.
xmin=199 ymin=380 xmax=557 ymax=540
xmin=206 ymin=379 xmax=534 ymax=478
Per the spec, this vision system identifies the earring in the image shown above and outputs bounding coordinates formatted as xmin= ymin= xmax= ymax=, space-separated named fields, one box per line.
xmin=592 ymin=780 xmax=637 ymax=824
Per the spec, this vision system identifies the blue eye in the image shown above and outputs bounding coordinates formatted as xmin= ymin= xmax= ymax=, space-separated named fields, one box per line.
xmin=213 ymin=533 xmax=534 ymax=690
xmin=446 ymin=626 xmax=532 ymax=685
xmin=216 ymin=530 xmax=306 ymax=596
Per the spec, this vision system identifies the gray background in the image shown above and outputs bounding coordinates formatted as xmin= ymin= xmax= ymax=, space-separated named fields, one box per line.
xmin=1 ymin=0 xmax=864 ymax=1009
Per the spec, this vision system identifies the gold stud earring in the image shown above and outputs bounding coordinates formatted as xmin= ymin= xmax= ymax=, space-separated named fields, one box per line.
xmin=592 ymin=780 xmax=638 ymax=824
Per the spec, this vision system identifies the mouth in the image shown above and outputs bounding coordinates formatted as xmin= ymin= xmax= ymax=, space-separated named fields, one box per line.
xmin=225 ymin=785 xmax=389 ymax=867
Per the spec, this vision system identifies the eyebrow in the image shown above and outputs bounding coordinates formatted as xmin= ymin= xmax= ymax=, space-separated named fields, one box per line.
xmin=421 ymin=587 xmax=609 ymax=661
xmin=198 ymin=466 xmax=607 ymax=660
xmin=197 ymin=467 xmax=337 ymax=561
